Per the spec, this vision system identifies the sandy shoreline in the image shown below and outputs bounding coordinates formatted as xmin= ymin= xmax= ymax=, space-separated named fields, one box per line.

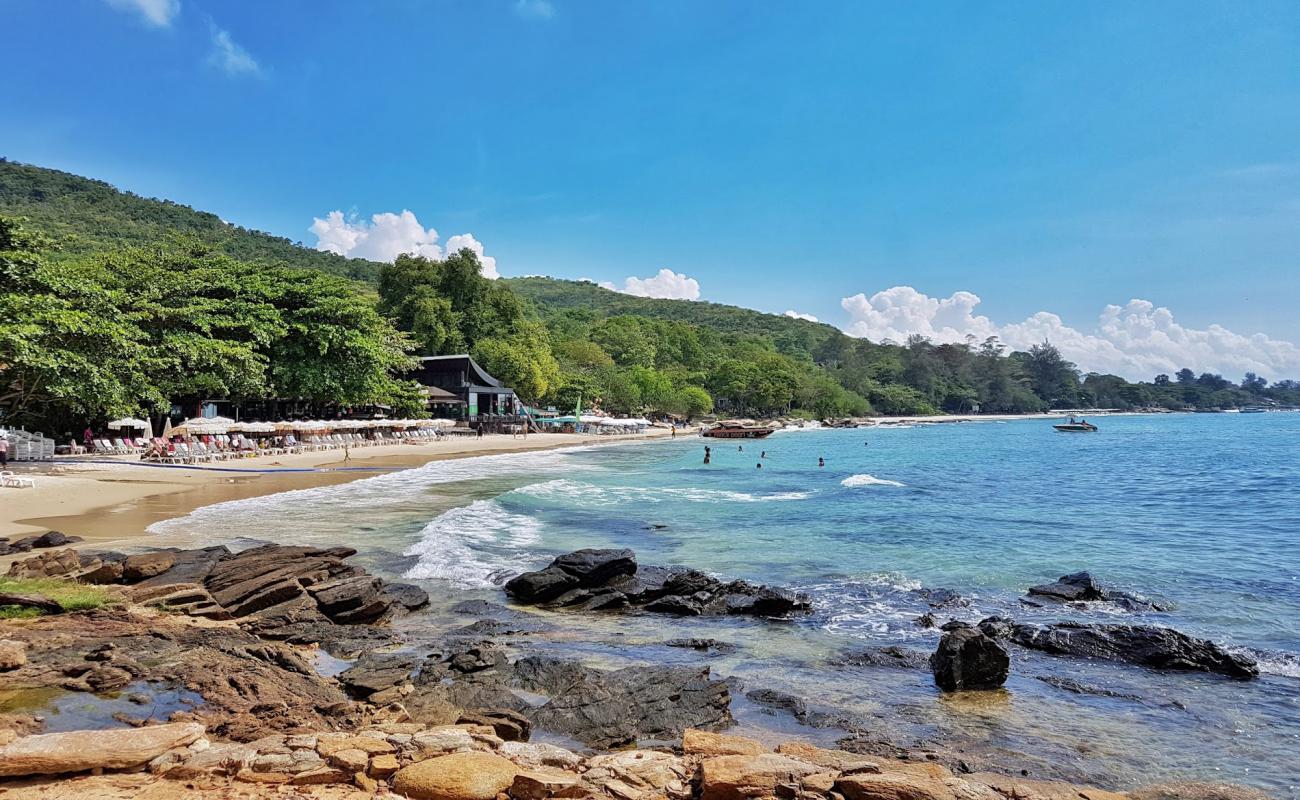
xmin=0 ymin=429 xmax=679 ymax=555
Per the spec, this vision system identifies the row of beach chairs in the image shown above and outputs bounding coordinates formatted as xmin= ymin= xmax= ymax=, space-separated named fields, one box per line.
xmin=137 ymin=429 xmax=443 ymax=464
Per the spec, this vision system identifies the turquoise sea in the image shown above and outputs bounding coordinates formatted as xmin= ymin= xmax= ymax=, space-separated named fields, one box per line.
xmin=150 ymin=413 xmax=1300 ymax=796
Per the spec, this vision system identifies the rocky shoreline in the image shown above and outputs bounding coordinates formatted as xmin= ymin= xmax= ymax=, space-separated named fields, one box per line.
xmin=0 ymin=538 xmax=1275 ymax=799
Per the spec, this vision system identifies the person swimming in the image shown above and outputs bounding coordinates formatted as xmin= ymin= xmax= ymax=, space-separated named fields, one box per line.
xmin=818 ymin=457 xmax=825 ymax=467
xmin=760 ymin=450 xmax=766 ymax=459
xmin=756 ymin=462 xmax=762 ymax=469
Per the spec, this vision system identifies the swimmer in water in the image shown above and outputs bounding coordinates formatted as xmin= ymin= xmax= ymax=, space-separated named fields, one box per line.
xmin=818 ymin=457 xmax=825 ymax=467
xmin=756 ymin=462 xmax=762 ymax=469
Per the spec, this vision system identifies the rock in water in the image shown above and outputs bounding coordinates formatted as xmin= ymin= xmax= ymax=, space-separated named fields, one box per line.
xmin=505 ymin=548 xmax=637 ymax=604
xmin=930 ymin=627 xmax=1010 ymax=691
xmin=391 ymin=751 xmax=519 ymax=800
xmin=0 ymin=722 xmax=205 ymax=777
xmin=1027 ymin=571 xmax=1106 ymax=601
xmin=1010 ymin=622 xmax=1258 ymax=678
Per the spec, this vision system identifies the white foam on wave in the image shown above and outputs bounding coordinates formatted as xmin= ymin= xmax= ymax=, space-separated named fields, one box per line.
xmin=1238 ymin=648 xmax=1300 ymax=679
xmin=516 ymin=479 xmax=812 ymax=506
xmin=841 ymin=474 xmax=905 ymax=488
xmin=402 ymin=499 xmax=543 ymax=588
xmin=145 ymin=447 xmax=581 ymax=545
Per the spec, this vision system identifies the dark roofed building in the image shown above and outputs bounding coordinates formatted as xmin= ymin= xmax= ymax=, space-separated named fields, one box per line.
xmin=410 ymin=354 xmax=518 ymax=421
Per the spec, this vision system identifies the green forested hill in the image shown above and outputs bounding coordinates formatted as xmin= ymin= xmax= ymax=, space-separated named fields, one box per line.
xmin=506 ymin=277 xmax=842 ymax=357
xmin=0 ymin=159 xmax=381 ymax=281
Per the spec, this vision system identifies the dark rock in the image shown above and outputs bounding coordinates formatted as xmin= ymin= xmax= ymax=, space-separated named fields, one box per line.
xmin=337 ymin=654 xmax=417 ymax=699
xmin=743 ymin=689 xmax=848 ymax=729
xmin=1027 ymin=571 xmax=1106 ymax=602
xmin=446 ymin=644 xmax=508 ymax=674
xmin=1010 ymin=622 xmax=1258 ymax=678
xmin=381 ymin=582 xmax=430 ymax=611
xmin=664 ymin=638 xmax=739 ymax=654
xmin=930 ymin=627 xmax=1010 ymax=691
xmin=976 ymin=616 xmax=1014 ymax=640
xmin=915 ymin=612 xmax=938 ymax=629
xmin=204 ymin=544 xmax=360 ymax=618
xmin=504 ymin=548 xmax=637 ymax=604
xmin=524 ymin=661 xmax=732 ymax=748
xmin=7 ymin=536 xmax=39 ymax=552
xmin=136 ymin=546 xmax=228 ymax=588
xmin=912 ymin=587 xmax=967 ymax=609
xmin=832 ymin=646 xmax=930 ymax=670
xmin=448 ymin=599 xmax=522 ymax=617
xmin=1035 ymin=676 xmax=1150 ymax=704
xmin=457 ymin=708 xmax=532 ymax=741
xmin=643 ymin=593 xmax=708 ymax=616
xmin=31 ymin=531 xmax=83 ymax=548
xmin=306 ymin=575 xmax=390 ymax=624
xmin=939 ymin=619 xmax=970 ymax=632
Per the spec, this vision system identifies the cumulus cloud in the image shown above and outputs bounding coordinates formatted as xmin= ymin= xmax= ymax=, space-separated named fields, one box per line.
xmin=840 ymin=286 xmax=1300 ymax=381
xmin=105 ymin=0 xmax=179 ymax=27
xmin=600 ymin=269 xmax=701 ymax=300
xmin=783 ymin=310 xmax=819 ymax=322
xmin=210 ymin=26 xmax=260 ymax=76
xmin=309 ymin=210 xmax=499 ymax=278
xmin=444 ymin=233 xmax=499 ymax=280
xmin=514 ymin=0 xmax=556 ymax=19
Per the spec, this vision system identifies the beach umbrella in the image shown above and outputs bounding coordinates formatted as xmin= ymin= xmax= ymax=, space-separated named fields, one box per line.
xmin=161 ymin=417 xmax=173 ymax=439
xmin=107 ymin=417 xmax=150 ymax=431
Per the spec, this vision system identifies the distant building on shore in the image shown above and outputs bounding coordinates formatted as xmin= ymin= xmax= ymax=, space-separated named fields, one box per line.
xmin=410 ymin=354 xmax=518 ymax=421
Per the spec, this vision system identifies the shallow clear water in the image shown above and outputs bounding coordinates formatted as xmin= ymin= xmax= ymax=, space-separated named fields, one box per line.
xmin=150 ymin=414 xmax=1300 ymax=796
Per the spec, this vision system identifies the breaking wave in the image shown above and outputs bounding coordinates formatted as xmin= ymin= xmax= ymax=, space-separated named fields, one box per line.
xmin=515 ymin=479 xmax=812 ymax=505
xmin=841 ymin=474 xmax=905 ymax=488
xmin=402 ymin=499 xmax=544 ymax=589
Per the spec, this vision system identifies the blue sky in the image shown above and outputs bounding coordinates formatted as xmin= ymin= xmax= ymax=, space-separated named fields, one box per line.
xmin=4 ymin=0 xmax=1300 ymax=378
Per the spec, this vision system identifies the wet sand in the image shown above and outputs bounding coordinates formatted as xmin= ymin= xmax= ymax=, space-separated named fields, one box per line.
xmin=0 ymin=429 xmax=679 ymax=558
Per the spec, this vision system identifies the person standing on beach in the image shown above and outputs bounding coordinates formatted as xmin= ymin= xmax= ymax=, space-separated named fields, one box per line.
xmin=83 ymin=426 xmax=94 ymax=450
xmin=0 ymin=435 xmax=8 ymax=468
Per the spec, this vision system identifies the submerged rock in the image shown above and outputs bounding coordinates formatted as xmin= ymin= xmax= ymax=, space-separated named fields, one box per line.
xmin=1010 ymin=622 xmax=1258 ymax=678
xmin=832 ymin=645 xmax=931 ymax=670
xmin=1025 ymin=571 xmax=1171 ymax=612
xmin=930 ymin=627 xmax=1010 ymax=691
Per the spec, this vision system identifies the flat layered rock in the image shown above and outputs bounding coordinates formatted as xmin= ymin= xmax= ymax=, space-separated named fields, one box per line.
xmin=391 ymin=751 xmax=519 ymax=800
xmin=0 ymin=722 xmax=205 ymax=777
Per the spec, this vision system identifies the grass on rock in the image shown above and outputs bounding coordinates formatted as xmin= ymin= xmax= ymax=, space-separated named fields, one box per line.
xmin=0 ymin=577 xmax=118 ymax=617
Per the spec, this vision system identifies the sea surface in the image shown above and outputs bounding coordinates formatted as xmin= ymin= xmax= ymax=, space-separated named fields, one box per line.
xmin=149 ymin=413 xmax=1300 ymax=796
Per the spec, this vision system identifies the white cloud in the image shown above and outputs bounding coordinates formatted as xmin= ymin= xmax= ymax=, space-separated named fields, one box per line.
xmin=210 ymin=26 xmax=260 ymax=76
xmin=309 ymin=210 xmax=500 ymax=279
xmin=784 ymin=310 xmax=819 ymax=322
xmin=105 ymin=0 xmax=179 ymax=27
xmin=840 ymin=286 xmax=1300 ymax=381
xmin=444 ymin=233 xmax=499 ymax=280
xmin=514 ymin=0 xmax=556 ymax=19
xmin=599 ymin=269 xmax=701 ymax=300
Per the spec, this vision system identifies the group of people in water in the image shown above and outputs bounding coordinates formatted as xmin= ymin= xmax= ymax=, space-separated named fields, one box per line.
xmin=702 ymin=443 xmax=832 ymax=469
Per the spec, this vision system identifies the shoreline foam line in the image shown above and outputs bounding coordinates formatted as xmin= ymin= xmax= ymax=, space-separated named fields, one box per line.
xmin=46 ymin=459 xmax=406 ymax=474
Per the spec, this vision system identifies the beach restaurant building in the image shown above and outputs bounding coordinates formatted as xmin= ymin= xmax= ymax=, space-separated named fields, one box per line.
xmin=410 ymin=354 xmax=518 ymax=421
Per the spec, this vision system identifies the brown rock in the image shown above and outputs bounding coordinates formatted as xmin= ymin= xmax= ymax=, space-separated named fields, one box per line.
xmin=236 ymin=768 xmax=294 ymax=783
xmin=584 ymin=751 xmax=691 ymax=800
xmin=0 ymin=722 xmax=205 ymax=777
xmin=968 ymin=772 xmax=1127 ymax=800
xmin=776 ymin=742 xmax=881 ymax=772
xmin=836 ymin=769 xmax=1003 ymax=800
xmin=123 ymin=551 xmax=177 ymax=582
xmin=369 ymin=753 xmax=401 ymax=778
xmin=1129 ymin=782 xmax=1274 ymax=800
xmin=700 ymin=754 xmax=823 ymax=800
xmin=131 ymin=582 xmax=202 ymax=603
xmin=510 ymin=769 xmax=586 ymax=800
xmin=0 ymin=638 xmax=27 ymax=670
xmin=78 ymin=559 xmax=125 ymax=584
xmin=317 ymin=733 xmax=396 ymax=757
xmin=329 ymin=747 xmax=370 ymax=773
xmin=392 ymin=751 xmax=520 ymax=800
xmin=684 ymin=728 xmax=767 ymax=756
xmin=356 ymin=771 xmax=381 ymax=792
xmin=6 ymin=548 xmax=83 ymax=578
xmin=291 ymin=766 xmax=352 ymax=785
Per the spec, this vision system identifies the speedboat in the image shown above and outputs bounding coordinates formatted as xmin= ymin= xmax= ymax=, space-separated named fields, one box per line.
xmin=1053 ymin=418 xmax=1098 ymax=432
xmin=703 ymin=422 xmax=775 ymax=439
